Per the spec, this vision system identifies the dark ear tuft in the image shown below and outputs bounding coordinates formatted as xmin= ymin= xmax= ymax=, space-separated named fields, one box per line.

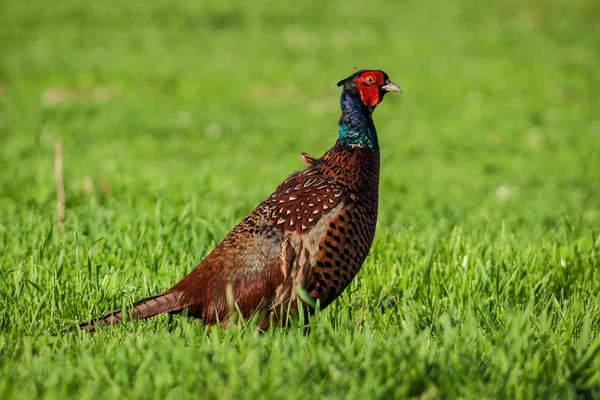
xmin=336 ymin=78 xmax=347 ymax=87
xmin=337 ymin=69 xmax=366 ymax=87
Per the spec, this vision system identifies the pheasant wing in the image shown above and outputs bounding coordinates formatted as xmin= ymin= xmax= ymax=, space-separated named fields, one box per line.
xmin=171 ymin=164 xmax=350 ymax=325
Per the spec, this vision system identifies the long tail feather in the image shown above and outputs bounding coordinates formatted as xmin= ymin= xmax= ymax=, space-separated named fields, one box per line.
xmin=74 ymin=291 xmax=186 ymax=332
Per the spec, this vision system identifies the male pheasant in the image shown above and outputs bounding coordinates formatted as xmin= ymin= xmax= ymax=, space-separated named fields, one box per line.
xmin=74 ymin=69 xmax=401 ymax=332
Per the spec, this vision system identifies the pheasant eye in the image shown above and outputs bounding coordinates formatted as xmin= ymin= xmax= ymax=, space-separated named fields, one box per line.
xmin=364 ymin=76 xmax=375 ymax=85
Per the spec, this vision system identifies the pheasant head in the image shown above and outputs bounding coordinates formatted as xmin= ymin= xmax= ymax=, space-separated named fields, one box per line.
xmin=337 ymin=69 xmax=401 ymax=108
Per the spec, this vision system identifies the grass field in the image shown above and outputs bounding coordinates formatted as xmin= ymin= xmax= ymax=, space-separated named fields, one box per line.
xmin=1 ymin=0 xmax=600 ymax=398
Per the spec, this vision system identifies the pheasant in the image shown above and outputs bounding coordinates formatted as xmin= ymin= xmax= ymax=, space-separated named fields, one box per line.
xmin=74 ymin=69 xmax=401 ymax=332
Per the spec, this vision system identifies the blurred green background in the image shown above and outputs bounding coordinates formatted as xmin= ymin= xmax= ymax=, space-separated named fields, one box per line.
xmin=2 ymin=0 xmax=598 ymax=233
xmin=1 ymin=0 xmax=599 ymax=398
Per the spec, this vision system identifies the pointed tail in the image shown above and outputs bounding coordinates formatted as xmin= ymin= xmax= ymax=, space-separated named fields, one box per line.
xmin=74 ymin=291 xmax=186 ymax=332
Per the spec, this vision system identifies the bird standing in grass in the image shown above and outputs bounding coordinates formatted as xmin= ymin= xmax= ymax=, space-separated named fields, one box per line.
xmin=74 ymin=69 xmax=401 ymax=331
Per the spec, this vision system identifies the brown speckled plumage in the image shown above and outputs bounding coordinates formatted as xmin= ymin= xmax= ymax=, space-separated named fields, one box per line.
xmin=72 ymin=70 xmax=400 ymax=332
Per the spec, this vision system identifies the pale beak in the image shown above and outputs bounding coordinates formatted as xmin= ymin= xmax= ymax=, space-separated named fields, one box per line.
xmin=381 ymin=80 xmax=402 ymax=93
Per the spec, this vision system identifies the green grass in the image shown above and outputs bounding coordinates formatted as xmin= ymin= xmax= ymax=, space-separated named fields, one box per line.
xmin=1 ymin=0 xmax=600 ymax=398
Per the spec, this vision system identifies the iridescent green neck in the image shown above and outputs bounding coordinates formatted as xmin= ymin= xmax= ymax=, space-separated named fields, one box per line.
xmin=338 ymin=91 xmax=379 ymax=150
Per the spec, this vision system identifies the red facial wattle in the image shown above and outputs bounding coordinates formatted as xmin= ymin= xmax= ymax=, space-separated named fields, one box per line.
xmin=354 ymin=71 xmax=386 ymax=107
